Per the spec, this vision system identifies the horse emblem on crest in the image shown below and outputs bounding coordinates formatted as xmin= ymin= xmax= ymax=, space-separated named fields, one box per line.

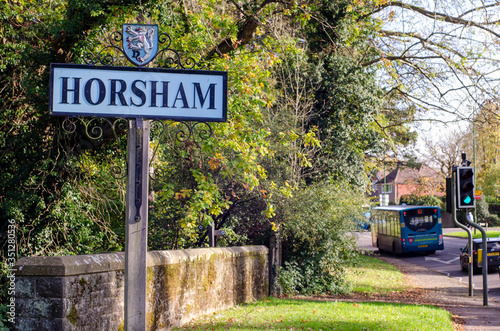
xmin=122 ymin=24 xmax=159 ymax=66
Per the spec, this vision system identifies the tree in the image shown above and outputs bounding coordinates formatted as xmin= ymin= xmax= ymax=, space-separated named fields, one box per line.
xmin=468 ymin=101 xmax=500 ymax=200
xmin=360 ymin=1 xmax=500 ymax=126
xmin=423 ymin=128 xmax=470 ymax=178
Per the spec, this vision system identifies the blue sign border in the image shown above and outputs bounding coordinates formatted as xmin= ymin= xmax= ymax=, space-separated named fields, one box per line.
xmin=49 ymin=63 xmax=227 ymax=122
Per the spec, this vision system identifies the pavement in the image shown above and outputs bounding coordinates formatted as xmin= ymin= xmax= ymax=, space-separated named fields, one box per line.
xmin=378 ymin=254 xmax=500 ymax=330
xmin=358 ymin=228 xmax=500 ymax=330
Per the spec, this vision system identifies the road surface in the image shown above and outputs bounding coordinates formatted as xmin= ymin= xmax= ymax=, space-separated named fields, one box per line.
xmin=356 ymin=229 xmax=500 ymax=299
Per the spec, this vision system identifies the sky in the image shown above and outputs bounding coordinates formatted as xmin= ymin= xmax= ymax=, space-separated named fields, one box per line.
xmin=371 ymin=1 xmax=500 ymax=164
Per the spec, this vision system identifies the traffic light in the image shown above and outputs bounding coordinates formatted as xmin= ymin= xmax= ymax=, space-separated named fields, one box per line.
xmin=456 ymin=166 xmax=475 ymax=208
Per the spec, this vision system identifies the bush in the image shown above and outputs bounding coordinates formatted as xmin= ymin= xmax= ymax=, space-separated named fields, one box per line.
xmin=399 ymin=194 xmax=443 ymax=208
xmin=278 ymin=180 xmax=366 ymax=295
xmin=477 ymin=199 xmax=500 ymax=226
xmin=488 ymin=203 xmax=500 ymax=218
xmin=279 ymin=257 xmax=353 ymax=295
xmin=278 ymin=261 xmax=305 ymax=295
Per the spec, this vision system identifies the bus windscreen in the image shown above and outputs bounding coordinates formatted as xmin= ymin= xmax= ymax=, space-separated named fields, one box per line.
xmin=403 ymin=208 xmax=438 ymax=232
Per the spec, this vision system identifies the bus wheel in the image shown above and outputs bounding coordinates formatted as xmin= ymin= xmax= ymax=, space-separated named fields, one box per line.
xmin=425 ymin=250 xmax=436 ymax=255
xmin=392 ymin=242 xmax=398 ymax=256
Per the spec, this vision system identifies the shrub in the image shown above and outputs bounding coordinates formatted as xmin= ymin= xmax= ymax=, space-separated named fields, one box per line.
xmin=477 ymin=199 xmax=500 ymax=226
xmin=399 ymin=194 xmax=443 ymax=208
xmin=278 ymin=180 xmax=365 ymax=295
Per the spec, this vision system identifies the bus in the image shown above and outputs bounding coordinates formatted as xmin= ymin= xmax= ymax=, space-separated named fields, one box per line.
xmin=371 ymin=205 xmax=444 ymax=255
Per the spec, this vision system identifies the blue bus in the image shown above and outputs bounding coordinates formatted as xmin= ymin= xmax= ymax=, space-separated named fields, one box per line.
xmin=371 ymin=205 xmax=444 ymax=255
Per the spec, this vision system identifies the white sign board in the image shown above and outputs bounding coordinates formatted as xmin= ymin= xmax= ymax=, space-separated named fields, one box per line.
xmin=50 ymin=64 xmax=227 ymax=121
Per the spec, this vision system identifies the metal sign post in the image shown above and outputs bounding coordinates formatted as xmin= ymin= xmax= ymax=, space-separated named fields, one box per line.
xmin=208 ymin=224 xmax=226 ymax=247
xmin=124 ymin=118 xmax=150 ymax=329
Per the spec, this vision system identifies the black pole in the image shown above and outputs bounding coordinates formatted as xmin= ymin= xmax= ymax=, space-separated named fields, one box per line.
xmin=464 ymin=211 xmax=488 ymax=306
xmin=208 ymin=223 xmax=215 ymax=247
xmin=451 ymin=169 xmax=473 ymax=296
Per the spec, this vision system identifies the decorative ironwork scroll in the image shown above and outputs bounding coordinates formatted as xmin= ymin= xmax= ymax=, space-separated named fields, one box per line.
xmin=151 ymin=121 xmax=213 ymax=145
xmin=62 ymin=116 xmax=128 ymax=140
xmin=82 ymin=27 xmax=197 ymax=69
xmin=62 ymin=116 xmax=128 ymax=179
xmin=148 ymin=120 xmax=214 ymax=181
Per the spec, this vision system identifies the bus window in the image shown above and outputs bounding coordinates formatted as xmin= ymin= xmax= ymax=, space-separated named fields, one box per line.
xmin=404 ymin=209 xmax=438 ymax=232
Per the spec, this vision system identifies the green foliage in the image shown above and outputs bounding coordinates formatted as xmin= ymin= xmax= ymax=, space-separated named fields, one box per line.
xmin=476 ymin=199 xmax=500 ymax=226
xmin=308 ymin=53 xmax=384 ymax=185
xmin=277 ymin=261 xmax=304 ymax=295
xmin=278 ymin=181 xmax=368 ymax=295
xmin=279 ymin=259 xmax=353 ymax=295
xmin=489 ymin=203 xmax=500 ymax=219
xmin=399 ymin=194 xmax=443 ymax=208
xmin=477 ymin=164 xmax=500 ymax=202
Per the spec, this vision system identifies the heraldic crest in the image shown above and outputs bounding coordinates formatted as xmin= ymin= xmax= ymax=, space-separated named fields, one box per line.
xmin=123 ymin=24 xmax=159 ymax=66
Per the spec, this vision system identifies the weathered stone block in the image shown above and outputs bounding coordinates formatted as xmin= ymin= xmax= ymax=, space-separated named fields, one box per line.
xmin=14 ymin=317 xmax=63 ymax=331
xmin=16 ymin=297 xmax=63 ymax=318
xmin=36 ymin=277 xmax=64 ymax=298
xmin=15 ymin=277 xmax=35 ymax=298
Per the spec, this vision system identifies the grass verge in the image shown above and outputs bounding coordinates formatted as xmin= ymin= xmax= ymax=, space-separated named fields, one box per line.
xmin=177 ymin=297 xmax=453 ymax=330
xmin=175 ymin=254 xmax=454 ymax=330
xmin=346 ymin=254 xmax=407 ymax=294
xmin=445 ymin=230 xmax=500 ymax=238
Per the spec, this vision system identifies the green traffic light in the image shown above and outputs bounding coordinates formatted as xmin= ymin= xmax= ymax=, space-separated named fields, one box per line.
xmin=456 ymin=166 xmax=476 ymax=208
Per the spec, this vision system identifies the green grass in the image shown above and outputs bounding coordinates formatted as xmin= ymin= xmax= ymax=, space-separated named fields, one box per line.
xmin=175 ymin=255 xmax=454 ymax=330
xmin=346 ymin=254 xmax=407 ymax=294
xmin=177 ymin=297 xmax=453 ymax=330
xmin=445 ymin=230 xmax=500 ymax=239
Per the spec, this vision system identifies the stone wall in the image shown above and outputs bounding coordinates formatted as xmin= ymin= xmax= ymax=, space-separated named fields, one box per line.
xmin=13 ymin=246 xmax=268 ymax=330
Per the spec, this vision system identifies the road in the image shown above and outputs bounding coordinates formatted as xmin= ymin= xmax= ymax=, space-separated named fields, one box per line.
xmin=356 ymin=229 xmax=500 ymax=299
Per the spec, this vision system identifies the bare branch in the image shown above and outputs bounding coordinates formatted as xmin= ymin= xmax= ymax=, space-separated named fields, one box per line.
xmin=379 ymin=1 xmax=500 ymax=39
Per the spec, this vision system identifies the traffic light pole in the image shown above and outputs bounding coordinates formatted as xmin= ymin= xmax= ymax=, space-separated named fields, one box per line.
xmin=451 ymin=170 xmax=473 ymax=297
xmin=453 ymin=158 xmax=488 ymax=306
xmin=464 ymin=211 xmax=488 ymax=306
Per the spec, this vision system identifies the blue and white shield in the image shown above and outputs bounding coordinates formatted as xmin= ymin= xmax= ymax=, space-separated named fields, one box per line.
xmin=122 ymin=24 xmax=159 ymax=66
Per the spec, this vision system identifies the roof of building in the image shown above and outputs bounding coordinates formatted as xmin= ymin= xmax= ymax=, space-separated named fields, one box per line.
xmin=374 ymin=162 xmax=440 ymax=184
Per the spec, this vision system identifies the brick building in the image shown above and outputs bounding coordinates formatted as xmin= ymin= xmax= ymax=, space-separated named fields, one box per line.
xmin=371 ymin=162 xmax=444 ymax=205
